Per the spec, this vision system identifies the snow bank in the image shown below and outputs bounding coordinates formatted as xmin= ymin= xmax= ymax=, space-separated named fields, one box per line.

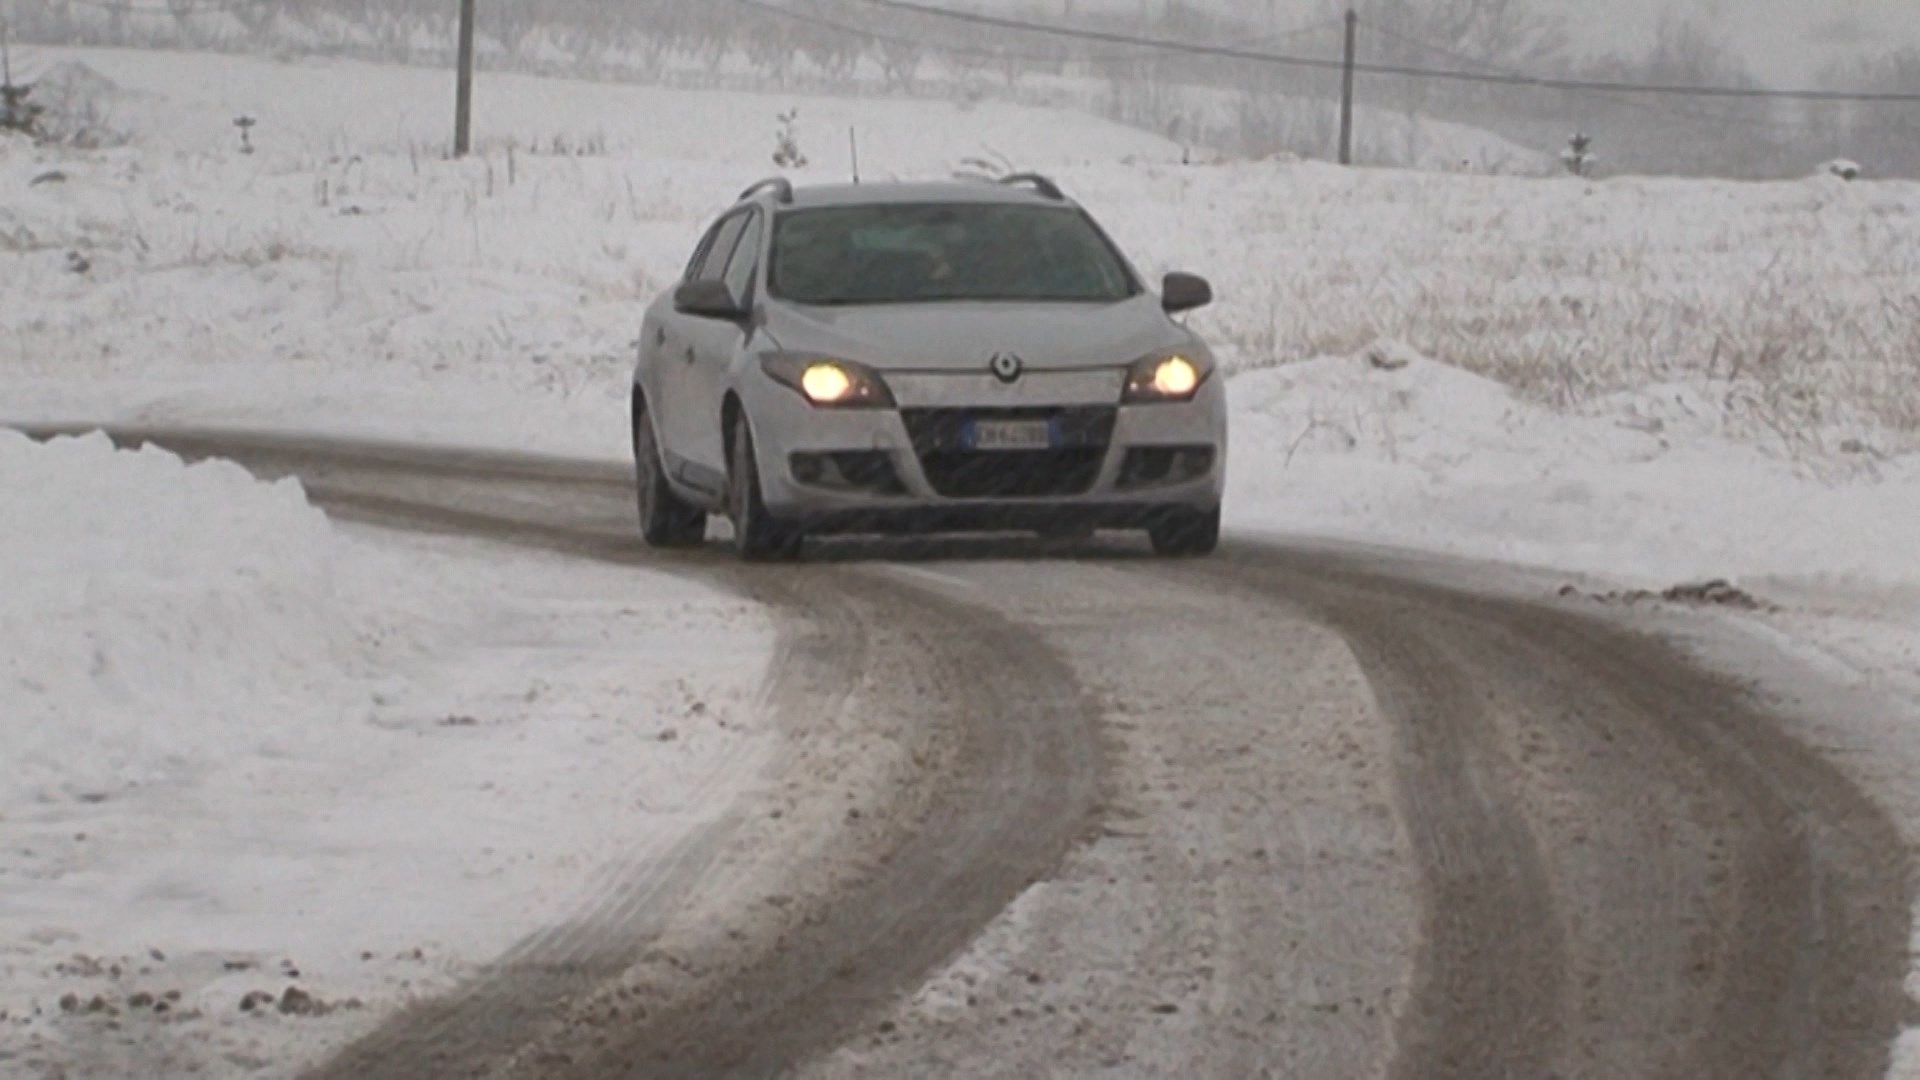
xmin=0 ymin=430 xmax=357 ymax=805
xmin=0 ymin=431 xmax=775 ymax=1076
xmin=1228 ymin=342 xmax=1920 ymax=591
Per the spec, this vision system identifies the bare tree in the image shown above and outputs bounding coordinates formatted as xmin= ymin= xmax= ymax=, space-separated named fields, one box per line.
xmin=1357 ymin=0 xmax=1569 ymax=123
xmin=796 ymin=29 xmax=859 ymax=80
xmin=743 ymin=23 xmax=795 ymax=82
xmin=1642 ymin=12 xmax=1755 ymax=88
xmin=1366 ymin=0 xmax=1567 ymax=65
xmin=876 ymin=37 xmax=922 ymax=91
xmin=490 ymin=0 xmax=541 ymax=63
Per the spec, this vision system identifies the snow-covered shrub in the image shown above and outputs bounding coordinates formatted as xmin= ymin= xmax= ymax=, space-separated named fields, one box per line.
xmin=21 ymin=61 xmax=128 ymax=148
xmin=772 ymin=108 xmax=807 ymax=169
xmin=1822 ymin=158 xmax=1863 ymax=181
xmin=951 ymin=151 xmax=1014 ymax=184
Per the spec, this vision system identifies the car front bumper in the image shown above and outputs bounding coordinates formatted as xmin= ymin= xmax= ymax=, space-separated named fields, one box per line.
xmin=740 ymin=367 xmax=1227 ymax=528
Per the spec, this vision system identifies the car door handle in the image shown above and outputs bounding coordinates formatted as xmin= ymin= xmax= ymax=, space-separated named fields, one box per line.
xmin=681 ymin=346 xmax=697 ymax=364
xmin=653 ymin=326 xmax=666 ymax=347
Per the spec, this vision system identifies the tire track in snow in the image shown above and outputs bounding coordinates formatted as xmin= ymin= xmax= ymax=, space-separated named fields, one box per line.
xmin=303 ymin=565 xmax=880 ymax=1080
xmin=1193 ymin=543 xmax=1912 ymax=1080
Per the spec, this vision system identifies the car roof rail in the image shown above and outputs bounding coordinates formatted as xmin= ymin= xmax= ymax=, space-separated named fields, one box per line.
xmin=998 ymin=172 xmax=1066 ymax=200
xmin=737 ymin=176 xmax=795 ymax=204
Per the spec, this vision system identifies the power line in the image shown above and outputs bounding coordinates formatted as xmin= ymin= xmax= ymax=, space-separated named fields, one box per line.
xmin=734 ymin=0 xmax=1117 ymax=64
xmin=1362 ymin=22 xmax=1830 ymax=133
xmin=737 ymin=0 xmax=1339 ymax=66
xmin=845 ymin=0 xmax=1920 ymax=104
xmin=45 ymin=0 xmax=279 ymax=18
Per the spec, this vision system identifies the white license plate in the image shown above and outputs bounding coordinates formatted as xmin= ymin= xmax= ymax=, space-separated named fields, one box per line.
xmin=968 ymin=419 xmax=1054 ymax=450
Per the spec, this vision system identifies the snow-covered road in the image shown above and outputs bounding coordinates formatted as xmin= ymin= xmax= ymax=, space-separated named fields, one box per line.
xmin=16 ymin=426 xmax=1908 ymax=1080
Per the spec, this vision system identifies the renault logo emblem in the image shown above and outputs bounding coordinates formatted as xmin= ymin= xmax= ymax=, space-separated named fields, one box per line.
xmin=989 ymin=352 xmax=1024 ymax=383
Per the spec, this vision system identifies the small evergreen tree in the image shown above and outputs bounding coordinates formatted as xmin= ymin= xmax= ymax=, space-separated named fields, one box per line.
xmin=2 ymin=22 xmax=42 ymax=138
xmin=1560 ymin=131 xmax=1595 ymax=177
xmin=1 ymin=81 xmax=42 ymax=137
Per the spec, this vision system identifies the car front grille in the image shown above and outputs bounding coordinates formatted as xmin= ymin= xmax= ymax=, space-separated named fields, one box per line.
xmin=915 ymin=449 xmax=1106 ymax=498
xmin=901 ymin=407 xmax=1115 ymax=499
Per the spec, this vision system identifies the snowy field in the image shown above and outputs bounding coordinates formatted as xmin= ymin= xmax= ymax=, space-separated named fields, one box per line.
xmin=2 ymin=47 xmax=1919 ymax=1075
xmin=5 ymin=49 xmax=1916 ymax=455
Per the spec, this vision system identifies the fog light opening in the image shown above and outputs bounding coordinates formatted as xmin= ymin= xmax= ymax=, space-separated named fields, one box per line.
xmin=1118 ymin=445 xmax=1215 ymax=491
xmin=791 ymin=453 xmax=827 ymax=485
xmin=1176 ymin=448 xmax=1215 ymax=479
xmin=790 ymin=452 xmax=905 ymax=494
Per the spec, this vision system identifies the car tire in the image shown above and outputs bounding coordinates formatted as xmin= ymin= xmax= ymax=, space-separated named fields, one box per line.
xmin=1148 ymin=506 xmax=1221 ymax=557
xmin=633 ymin=400 xmax=707 ymax=548
xmin=728 ymin=419 xmax=803 ymax=561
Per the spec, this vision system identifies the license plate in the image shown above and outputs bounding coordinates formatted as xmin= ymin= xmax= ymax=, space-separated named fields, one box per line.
xmin=967 ymin=419 xmax=1054 ymax=450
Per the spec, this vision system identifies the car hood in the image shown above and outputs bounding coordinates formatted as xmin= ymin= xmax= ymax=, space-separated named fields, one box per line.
xmin=762 ymin=296 xmax=1196 ymax=372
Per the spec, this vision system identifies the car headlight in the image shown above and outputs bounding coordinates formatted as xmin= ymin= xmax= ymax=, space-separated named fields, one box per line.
xmin=1123 ymin=351 xmax=1213 ymax=403
xmin=763 ymin=356 xmax=896 ymax=408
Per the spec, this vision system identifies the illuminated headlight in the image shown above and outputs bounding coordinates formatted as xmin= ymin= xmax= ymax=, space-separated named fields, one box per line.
xmin=801 ymin=363 xmax=854 ymax=403
xmin=763 ymin=356 xmax=896 ymax=408
xmin=1124 ymin=352 xmax=1213 ymax=403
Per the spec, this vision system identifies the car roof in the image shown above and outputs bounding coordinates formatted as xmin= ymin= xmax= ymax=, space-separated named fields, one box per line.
xmin=738 ymin=177 xmax=1076 ymax=211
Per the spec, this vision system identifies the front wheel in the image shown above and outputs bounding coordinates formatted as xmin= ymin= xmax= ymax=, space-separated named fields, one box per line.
xmin=634 ymin=400 xmax=707 ymax=548
xmin=1148 ymin=506 xmax=1220 ymax=557
xmin=728 ymin=419 xmax=803 ymax=561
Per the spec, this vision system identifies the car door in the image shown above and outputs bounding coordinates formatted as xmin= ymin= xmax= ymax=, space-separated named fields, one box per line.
xmin=679 ymin=208 xmax=760 ymax=476
xmin=657 ymin=211 xmax=750 ymax=494
xmin=681 ymin=208 xmax=765 ymax=477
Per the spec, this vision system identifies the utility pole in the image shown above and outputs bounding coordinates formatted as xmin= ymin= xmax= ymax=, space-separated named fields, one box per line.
xmin=453 ymin=0 xmax=476 ymax=157
xmin=1 ymin=15 xmax=23 ymax=134
xmin=1338 ymin=7 xmax=1357 ymax=165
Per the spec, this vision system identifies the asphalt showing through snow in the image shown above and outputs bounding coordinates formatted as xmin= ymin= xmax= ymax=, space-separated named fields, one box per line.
xmin=26 ymin=425 xmax=1914 ymax=1080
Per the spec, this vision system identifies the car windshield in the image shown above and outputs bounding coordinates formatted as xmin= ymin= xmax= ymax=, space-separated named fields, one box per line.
xmin=767 ymin=202 xmax=1138 ymax=306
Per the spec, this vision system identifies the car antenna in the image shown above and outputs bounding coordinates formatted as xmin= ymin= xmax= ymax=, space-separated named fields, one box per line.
xmin=849 ymin=127 xmax=860 ymax=185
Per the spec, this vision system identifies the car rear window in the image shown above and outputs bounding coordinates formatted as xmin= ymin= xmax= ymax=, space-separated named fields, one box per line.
xmin=767 ymin=203 xmax=1139 ymax=306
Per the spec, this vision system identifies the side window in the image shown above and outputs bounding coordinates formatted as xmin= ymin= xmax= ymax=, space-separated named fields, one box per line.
xmin=682 ymin=218 xmax=728 ymax=281
xmin=693 ymin=213 xmax=749 ymax=283
xmin=722 ymin=212 xmax=763 ymax=303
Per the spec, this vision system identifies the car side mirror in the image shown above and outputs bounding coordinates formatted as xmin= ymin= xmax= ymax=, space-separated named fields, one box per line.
xmin=1161 ymin=272 xmax=1213 ymax=315
xmin=674 ymin=279 xmax=749 ymax=321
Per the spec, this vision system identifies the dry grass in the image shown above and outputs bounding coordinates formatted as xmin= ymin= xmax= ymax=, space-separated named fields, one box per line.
xmin=1122 ymin=167 xmax=1920 ymax=453
xmin=11 ymin=131 xmax=1916 ymax=459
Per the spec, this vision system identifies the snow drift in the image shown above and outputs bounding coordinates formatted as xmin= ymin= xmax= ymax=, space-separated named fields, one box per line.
xmin=0 ymin=429 xmax=361 ymax=805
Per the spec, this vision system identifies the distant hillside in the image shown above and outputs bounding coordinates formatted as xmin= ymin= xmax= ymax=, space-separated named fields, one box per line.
xmin=7 ymin=0 xmax=1906 ymax=177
